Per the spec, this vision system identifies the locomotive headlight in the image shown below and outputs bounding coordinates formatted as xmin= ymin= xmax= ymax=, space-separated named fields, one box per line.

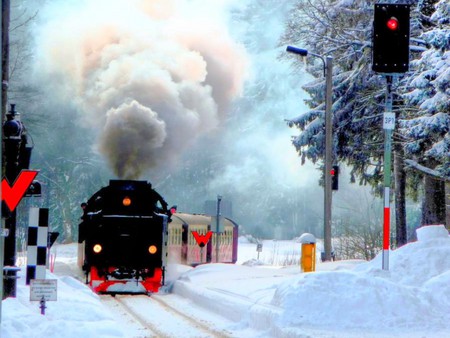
xmin=93 ymin=244 xmax=102 ymax=254
xmin=122 ymin=197 xmax=131 ymax=206
xmin=148 ymin=245 xmax=158 ymax=254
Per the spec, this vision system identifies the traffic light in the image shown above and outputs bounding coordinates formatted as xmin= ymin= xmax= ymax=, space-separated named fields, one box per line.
xmin=3 ymin=104 xmax=24 ymax=179
xmin=18 ymin=141 xmax=33 ymax=170
xmin=331 ymin=165 xmax=339 ymax=191
xmin=372 ymin=4 xmax=410 ymax=73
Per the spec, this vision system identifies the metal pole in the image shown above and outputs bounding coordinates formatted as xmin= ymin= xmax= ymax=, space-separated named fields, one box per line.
xmin=382 ymin=75 xmax=394 ymax=270
xmin=286 ymin=46 xmax=334 ymax=261
xmin=323 ymin=56 xmax=333 ymax=261
xmin=3 ymin=104 xmax=20 ymax=298
xmin=0 ymin=221 xmax=4 ymax=322
xmin=0 ymin=0 xmax=10 ymax=322
xmin=1 ymin=0 xmax=9 ymax=121
xmin=215 ymin=195 xmax=222 ymax=263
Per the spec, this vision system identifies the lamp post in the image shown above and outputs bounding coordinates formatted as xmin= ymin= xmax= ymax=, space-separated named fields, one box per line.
xmin=216 ymin=195 xmax=222 ymax=263
xmin=286 ymin=46 xmax=334 ymax=261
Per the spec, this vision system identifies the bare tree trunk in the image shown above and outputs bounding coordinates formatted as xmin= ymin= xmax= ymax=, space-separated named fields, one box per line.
xmin=394 ymin=149 xmax=407 ymax=246
xmin=421 ymin=175 xmax=446 ymax=225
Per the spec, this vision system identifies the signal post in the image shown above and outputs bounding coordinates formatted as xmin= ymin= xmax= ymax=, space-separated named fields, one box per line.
xmin=372 ymin=3 xmax=410 ymax=270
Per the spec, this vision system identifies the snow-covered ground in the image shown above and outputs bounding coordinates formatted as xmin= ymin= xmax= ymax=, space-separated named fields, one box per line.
xmin=1 ymin=225 xmax=450 ymax=338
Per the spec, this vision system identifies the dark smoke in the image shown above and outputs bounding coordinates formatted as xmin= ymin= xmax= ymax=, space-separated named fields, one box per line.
xmin=33 ymin=0 xmax=248 ymax=179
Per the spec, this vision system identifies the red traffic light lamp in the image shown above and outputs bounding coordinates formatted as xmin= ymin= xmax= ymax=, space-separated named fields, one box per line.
xmin=386 ymin=17 xmax=399 ymax=30
xmin=372 ymin=4 xmax=410 ymax=73
xmin=331 ymin=165 xmax=339 ymax=191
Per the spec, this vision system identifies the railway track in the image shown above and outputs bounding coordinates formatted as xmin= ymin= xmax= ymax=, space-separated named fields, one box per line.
xmin=101 ymin=294 xmax=233 ymax=338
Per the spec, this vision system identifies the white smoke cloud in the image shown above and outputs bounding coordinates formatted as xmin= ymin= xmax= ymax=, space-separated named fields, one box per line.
xmin=33 ymin=0 xmax=248 ymax=179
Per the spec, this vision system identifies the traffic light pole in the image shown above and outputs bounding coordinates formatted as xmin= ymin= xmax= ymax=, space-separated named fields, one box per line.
xmin=382 ymin=75 xmax=394 ymax=270
xmin=372 ymin=3 xmax=410 ymax=271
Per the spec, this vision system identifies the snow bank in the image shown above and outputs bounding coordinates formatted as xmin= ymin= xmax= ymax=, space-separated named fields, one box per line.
xmin=1 ymin=272 xmax=125 ymax=338
xmin=416 ymin=224 xmax=449 ymax=241
xmin=271 ymin=225 xmax=450 ymax=334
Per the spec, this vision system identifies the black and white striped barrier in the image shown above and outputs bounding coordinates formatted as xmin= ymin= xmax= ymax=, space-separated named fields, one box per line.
xmin=26 ymin=208 xmax=49 ymax=285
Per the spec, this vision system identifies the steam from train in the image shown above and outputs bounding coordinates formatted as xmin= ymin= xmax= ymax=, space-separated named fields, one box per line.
xmin=33 ymin=0 xmax=248 ymax=179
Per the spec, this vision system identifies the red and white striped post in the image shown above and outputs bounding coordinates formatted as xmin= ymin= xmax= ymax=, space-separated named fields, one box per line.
xmin=383 ymin=187 xmax=391 ymax=269
xmin=382 ymin=75 xmax=395 ymax=270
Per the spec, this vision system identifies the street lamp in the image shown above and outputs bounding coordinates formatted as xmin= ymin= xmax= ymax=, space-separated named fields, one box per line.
xmin=286 ymin=45 xmax=334 ymax=261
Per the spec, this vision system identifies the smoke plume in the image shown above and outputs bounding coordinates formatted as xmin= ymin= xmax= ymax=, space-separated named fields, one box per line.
xmin=33 ymin=0 xmax=247 ymax=179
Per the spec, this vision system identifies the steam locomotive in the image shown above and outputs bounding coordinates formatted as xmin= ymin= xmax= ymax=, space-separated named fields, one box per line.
xmin=78 ymin=180 xmax=238 ymax=294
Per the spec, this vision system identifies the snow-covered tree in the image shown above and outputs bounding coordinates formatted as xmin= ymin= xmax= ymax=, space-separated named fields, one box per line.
xmin=402 ymin=0 xmax=449 ymax=224
xmin=281 ymin=0 xmax=449 ymax=239
xmin=403 ymin=0 xmax=449 ymax=175
xmin=281 ymin=0 xmax=390 ymax=186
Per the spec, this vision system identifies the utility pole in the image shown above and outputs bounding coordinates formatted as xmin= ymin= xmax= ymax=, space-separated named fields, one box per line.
xmin=3 ymin=103 xmax=23 ymax=298
xmin=2 ymin=0 xmax=23 ymax=299
xmin=1 ymin=0 xmax=9 ymax=121
xmin=286 ymin=46 xmax=334 ymax=261
xmin=323 ymin=56 xmax=333 ymax=261
xmin=1 ymin=0 xmax=10 ymax=323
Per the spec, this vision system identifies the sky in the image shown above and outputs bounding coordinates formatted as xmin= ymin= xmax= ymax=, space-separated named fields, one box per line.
xmin=1 ymin=225 xmax=449 ymax=337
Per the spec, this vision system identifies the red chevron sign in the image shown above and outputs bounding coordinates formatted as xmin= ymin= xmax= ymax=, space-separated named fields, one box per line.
xmin=2 ymin=170 xmax=38 ymax=212
xmin=192 ymin=231 xmax=213 ymax=248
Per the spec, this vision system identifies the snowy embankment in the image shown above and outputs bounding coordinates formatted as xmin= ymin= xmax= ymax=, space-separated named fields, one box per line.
xmin=1 ymin=225 xmax=449 ymax=338
xmin=171 ymin=225 xmax=450 ymax=337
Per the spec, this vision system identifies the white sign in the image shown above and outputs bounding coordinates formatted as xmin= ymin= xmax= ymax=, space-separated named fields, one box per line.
xmin=30 ymin=279 xmax=57 ymax=301
xmin=383 ymin=112 xmax=395 ymax=130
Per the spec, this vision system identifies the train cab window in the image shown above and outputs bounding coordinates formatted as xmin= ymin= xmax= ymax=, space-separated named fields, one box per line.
xmin=224 ymin=230 xmax=231 ymax=244
xmin=155 ymin=200 xmax=164 ymax=213
xmin=169 ymin=228 xmax=182 ymax=246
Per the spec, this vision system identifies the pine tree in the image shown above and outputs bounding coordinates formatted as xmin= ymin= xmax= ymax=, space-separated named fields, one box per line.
xmin=281 ymin=0 xmax=449 ymax=238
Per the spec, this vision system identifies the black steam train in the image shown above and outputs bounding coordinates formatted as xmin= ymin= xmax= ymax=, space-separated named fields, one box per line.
xmin=78 ymin=179 xmax=239 ymax=295
xmin=78 ymin=180 xmax=170 ymax=294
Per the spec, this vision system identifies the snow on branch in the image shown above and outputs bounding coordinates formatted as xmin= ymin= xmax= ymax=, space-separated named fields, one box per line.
xmin=410 ymin=46 xmax=428 ymax=53
xmin=404 ymin=159 xmax=450 ymax=181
